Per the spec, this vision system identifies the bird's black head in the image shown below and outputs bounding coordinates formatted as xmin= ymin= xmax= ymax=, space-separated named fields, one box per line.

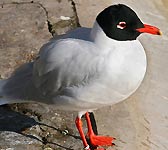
xmin=96 ymin=4 xmax=144 ymax=41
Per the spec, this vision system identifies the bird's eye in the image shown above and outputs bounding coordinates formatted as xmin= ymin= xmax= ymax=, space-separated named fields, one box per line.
xmin=117 ymin=21 xmax=127 ymax=29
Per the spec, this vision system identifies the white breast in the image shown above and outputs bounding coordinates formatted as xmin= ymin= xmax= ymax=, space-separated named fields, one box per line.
xmin=75 ymin=40 xmax=146 ymax=106
xmin=73 ymin=22 xmax=147 ymax=106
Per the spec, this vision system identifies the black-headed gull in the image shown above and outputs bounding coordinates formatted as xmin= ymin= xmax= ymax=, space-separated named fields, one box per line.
xmin=0 ymin=4 xmax=161 ymax=150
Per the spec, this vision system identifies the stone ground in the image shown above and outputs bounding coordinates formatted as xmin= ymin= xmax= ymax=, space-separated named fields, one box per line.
xmin=0 ymin=0 xmax=168 ymax=150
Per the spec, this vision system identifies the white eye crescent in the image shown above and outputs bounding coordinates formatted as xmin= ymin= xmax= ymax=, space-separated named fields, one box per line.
xmin=117 ymin=21 xmax=127 ymax=29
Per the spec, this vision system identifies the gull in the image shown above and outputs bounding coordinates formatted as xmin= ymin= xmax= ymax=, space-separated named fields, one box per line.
xmin=0 ymin=4 xmax=161 ymax=150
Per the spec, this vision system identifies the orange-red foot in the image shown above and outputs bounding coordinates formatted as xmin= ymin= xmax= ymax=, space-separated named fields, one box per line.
xmin=85 ymin=112 xmax=115 ymax=149
xmin=89 ymin=133 xmax=115 ymax=147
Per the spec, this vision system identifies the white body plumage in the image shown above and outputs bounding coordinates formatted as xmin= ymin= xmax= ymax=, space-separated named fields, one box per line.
xmin=0 ymin=22 xmax=147 ymax=111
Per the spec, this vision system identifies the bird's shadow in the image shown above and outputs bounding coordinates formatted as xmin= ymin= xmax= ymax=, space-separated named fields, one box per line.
xmin=0 ymin=105 xmax=80 ymax=150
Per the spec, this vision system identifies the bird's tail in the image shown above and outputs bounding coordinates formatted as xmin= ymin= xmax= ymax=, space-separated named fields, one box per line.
xmin=0 ymin=62 xmax=38 ymax=105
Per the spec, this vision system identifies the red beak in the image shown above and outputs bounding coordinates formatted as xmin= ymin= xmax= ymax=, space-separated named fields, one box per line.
xmin=136 ymin=24 xmax=162 ymax=35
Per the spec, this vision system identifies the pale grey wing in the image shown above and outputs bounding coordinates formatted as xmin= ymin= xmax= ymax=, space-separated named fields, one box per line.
xmin=52 ymin=27 xmax=91 ymax=41
xmin=33 ymin=39 xmax=101 ymax=97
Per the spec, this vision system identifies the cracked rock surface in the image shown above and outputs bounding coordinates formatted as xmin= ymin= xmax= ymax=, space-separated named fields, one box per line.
xmin=0 ymin=0 xmax=79 ymax=78
xmin=0 ymin=2 xmax=51 ymax=78
xmin=0 ymin=0 xmax=82 ymax=150
xmin=0 ymin=104 xmax=83 ymax=150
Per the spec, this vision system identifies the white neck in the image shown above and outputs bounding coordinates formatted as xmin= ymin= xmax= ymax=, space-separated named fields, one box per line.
xmin=90 ymin=21 xmax=112 ymax=48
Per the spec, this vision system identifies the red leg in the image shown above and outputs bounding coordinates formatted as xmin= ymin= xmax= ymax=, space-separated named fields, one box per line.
xmin=85 ymin=112 xmax=115 ymax=148
xmin=75 ymin=116 xmax=91 ymax=150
